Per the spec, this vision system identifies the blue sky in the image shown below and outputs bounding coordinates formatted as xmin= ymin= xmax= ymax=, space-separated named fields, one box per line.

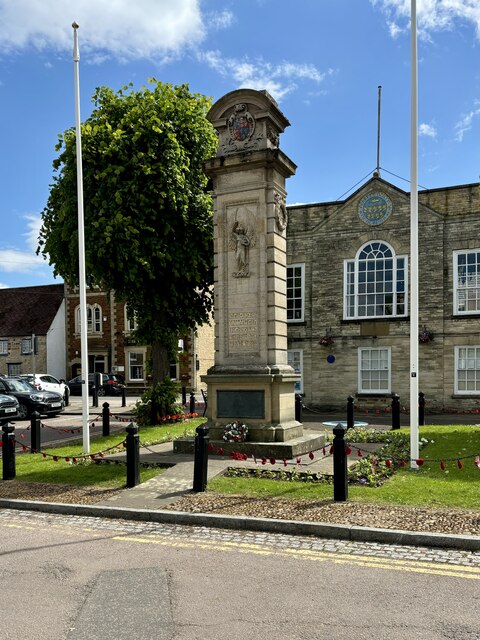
xmin=0 ymin=0 xmax=479 ymax=289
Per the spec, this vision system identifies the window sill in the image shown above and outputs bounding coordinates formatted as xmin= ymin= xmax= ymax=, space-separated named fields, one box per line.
xmin=287 ymin=321 xmax=307 ymax=327
xmin=341 ymin=317 xmax=409 ymax=325
xmin=356 ymin=392 xmax=392 ymax=397
xmin=451 ymin=314 xmax=480 ymax=320
xmin=451 ymin=394 xmax=480 ymax=398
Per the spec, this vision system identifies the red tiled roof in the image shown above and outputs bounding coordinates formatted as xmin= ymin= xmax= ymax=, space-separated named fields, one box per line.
xmin=0 ymin=284 xmax=64 ymax=336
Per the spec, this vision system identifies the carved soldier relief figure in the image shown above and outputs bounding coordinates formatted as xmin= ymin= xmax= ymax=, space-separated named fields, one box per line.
xmin=229 ymin=212 xmax=256 ymax=278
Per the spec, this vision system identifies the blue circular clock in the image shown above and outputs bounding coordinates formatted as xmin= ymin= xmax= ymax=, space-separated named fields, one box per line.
xmin=358 ymin=192 xmax=392 ymax=226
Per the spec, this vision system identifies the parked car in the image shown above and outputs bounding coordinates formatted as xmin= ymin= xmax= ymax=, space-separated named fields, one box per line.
xmin=67 ymin=373 xmax=123 ymax=397
xmin=0 ymin=394 xmax=20 ymax=424
xmin=18 ymin=374 xmax=69 ymax=401
xmin=0 ymin=377 xmax=64 ymax=419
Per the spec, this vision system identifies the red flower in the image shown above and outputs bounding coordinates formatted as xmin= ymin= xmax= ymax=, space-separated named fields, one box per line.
xmin=457 ymin=459 xmax=463 ymax=470
xmin=53 ymin=456 xmax=58 ymax=462
xmin=357 ymin=449 xmax=363 ymax=457
xmin=440 ymin=461 xmax=445 ymax=471
xmin=243 ymin=453 xmax=248 ymax=461
xmin=270 ymin=457 xmax=276 ymax=465
xmin=329 ymin=445 xmax=334 ymax=455
xmin=283 ymin=458 xmax=288 ymax=467
xmin=346 ymin=446 xmax=352 ymax=455
xmin=217 ymin=447 xmax=224 ymax=456
xmin=262 ymin=457 xmax=267 ymax=465
xmin=308 ymin=451 xmax=314 ymax=460
xmin=415 ymin=458 xmax=425 ymax=466
xmin=296 ymin=457 xmax=301 ymax=464
xmin=400 ymin=460 xmax=406 ymax=467
xmin=233 ymin=435 xmax=239 ymax=443
xmin=65 ymin=457 xmax=70 ymax=462
xmin=208 ymin=443 xmax=214 ymax=452
xmin=386 ymin=459 xmax=391 ymax=468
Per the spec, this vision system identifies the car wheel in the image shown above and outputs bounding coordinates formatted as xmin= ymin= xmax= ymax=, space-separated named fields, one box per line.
xmin=97 ymin=387 xmax=106 ymax=397
xmin=17 ymin=404 xmax=29 ymax=419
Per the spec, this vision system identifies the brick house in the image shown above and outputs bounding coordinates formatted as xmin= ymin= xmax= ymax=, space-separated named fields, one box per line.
xmin=65 ymin=286 xmax=213 ymax=391
xmin=0 ymin=284 xmax=66 ymax=379
xmin=286 ymin=176 xmax=480 ymax=413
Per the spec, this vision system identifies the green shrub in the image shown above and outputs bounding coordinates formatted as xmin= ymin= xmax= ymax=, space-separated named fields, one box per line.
xmin=133 ymin=377 xmax=183 ymax=425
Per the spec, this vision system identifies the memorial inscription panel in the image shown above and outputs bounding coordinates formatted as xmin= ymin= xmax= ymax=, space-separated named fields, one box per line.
xmin=217 ymin=390 xmax=265 ymax=419
xmin=228 ymin=310 xmax=259 ymax=353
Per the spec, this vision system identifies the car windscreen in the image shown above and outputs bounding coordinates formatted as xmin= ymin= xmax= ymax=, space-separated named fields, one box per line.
xmin=5 ymin=379 xmax=36 ymax=392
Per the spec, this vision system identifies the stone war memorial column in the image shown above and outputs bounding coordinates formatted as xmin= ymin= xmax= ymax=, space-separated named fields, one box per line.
xmin=202 ymin=89 xmax=322 ymax=457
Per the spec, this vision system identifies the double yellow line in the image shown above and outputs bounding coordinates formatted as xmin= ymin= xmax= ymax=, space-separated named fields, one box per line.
xmin=2 ymin=519 xmax=478 ymax=581
xmin=113 ymin=534 xmax=480 ymax=581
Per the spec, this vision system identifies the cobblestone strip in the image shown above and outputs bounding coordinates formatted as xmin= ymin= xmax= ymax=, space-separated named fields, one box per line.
xmin=0 ymin=508 xmax=478 ymax=568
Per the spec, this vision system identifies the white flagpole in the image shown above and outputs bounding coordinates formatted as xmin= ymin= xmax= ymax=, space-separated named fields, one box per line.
xmin=410 ymin=1 xmax=419 ymax=468
xmin=72 ymin=22 xmax=90 ymax=453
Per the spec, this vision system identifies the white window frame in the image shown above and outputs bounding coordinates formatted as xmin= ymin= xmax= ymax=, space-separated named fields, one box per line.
xmin=453 ymin=249 xmax=480 ymax=315
xmin=288 ymin=348 xmax=304 ymax=394
xmin=344 ymin=242 xmax=408 ymax=320
xmin=21 ymin=338 xmax=32 ymax=355
xmin=127 ymin=350 xmax=146 ymax=382
xmin=358 ymin=347 xmax=391 ymax=394
xmin=287 ymin=263 xmax=305 ymax=323
xmin=75 ymin=304 xmax=102 ymax=334
xmin=0 ymin=339 xmax=8 ymax=355
xmin=125 ymin=306 xmax=138 ymax=333
xmin=454 ymin=346 xmax=480 ymax=395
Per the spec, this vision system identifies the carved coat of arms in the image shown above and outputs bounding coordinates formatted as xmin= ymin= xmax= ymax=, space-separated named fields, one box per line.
xmin=228 ymin=104 xmax=255 ymax=143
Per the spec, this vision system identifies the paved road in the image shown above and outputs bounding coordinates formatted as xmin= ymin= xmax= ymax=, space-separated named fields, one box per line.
xmin=0 ymin=509 xmax=478 ymax=640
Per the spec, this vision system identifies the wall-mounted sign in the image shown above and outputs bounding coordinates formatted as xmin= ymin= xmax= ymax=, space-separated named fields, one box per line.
xmin=358 ymin=192 xmax=392 ymax=226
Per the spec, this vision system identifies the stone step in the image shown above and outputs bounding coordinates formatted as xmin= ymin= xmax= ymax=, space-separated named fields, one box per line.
xmin=173 ymin=433 xmax=326 ymax=459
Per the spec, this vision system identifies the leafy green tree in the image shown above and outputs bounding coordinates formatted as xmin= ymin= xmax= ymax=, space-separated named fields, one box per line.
xmin=38 ymin=80 xmax=217 ymax=383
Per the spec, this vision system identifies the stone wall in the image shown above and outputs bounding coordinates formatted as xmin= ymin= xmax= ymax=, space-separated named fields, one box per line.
xmin=287 ymin=177 xmax=480 ymax=412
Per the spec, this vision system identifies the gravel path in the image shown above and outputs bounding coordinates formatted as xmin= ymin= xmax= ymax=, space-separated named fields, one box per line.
xmin=1 ymin=482 xmax=479 ymax=536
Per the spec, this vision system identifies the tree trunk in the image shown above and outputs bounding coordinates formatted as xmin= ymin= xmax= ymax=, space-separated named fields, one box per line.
xmin=151 ymin=339 xmax=170 ymax=386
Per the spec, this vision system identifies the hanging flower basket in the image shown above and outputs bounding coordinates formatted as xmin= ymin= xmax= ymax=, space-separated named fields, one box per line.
xmin=222 ymin=421 xmax=248 ymax=443
xmin=419 ymin=328 xmax=434 ymax=343
xmin=319 ymin=335 xmax=335 ymax=347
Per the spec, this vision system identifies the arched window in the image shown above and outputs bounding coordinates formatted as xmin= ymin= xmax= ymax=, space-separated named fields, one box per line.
xmin=75 ymin=304 xmax=102 ymax=334
xmin=344 ymin=242 xmax=408 ymax=319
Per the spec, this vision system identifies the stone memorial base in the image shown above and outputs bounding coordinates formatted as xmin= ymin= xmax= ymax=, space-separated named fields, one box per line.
xmin=173 ymin=432 xmax=326 ymax=460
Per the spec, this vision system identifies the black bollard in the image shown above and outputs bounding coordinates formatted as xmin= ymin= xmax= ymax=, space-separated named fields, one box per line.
xmin=182 ymin=386 xmax=187 ymax=406
xmin=347 ymin=395 xmax=354 ymax=429
xmin=332 ymin=423 xmax=348 ymax=502
xmin=121 ymin=386 xmax=126 ymax=408
xmin=419 ymin=392 xmax=425 ymax=426
xmin=2 ymin=424 xmax=16 ymax=481
xmin=102 ymin=402 xmax=110 ymax=437
xmin=64 ymin=388 xmax=69 ymax=407
xmin=295 ymin=394 xmax=303 ymax=422
xmin=391 ymin=393 xmax=400 ymax=430
xmin=125 ymin=423 xmax=140 ymax=488
xmin=193 ymin=424 xmax=209 ymax=492
xmin=30 ymin=411 xmax=41 ymax=453
xmin=189 ymin=391 xmax=196 ymax=415
xmin=92 ymin=384 xmax=98 ymax=408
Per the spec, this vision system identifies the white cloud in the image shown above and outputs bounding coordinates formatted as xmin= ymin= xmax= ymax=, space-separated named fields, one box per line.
xmin=371 ymin=0 xmax=480 ymax=41
xmin=419 ymin=122 xmax=437 ymax=137
xmin=200 ymin=50 xmax=328 ymax=102
xmin=206 ymin=10 xmax=234 ymax=30
xmin=0 ymin=214 xmax=49 ymax=275
xmin=0 ymin=282 xmax=9 ymax=289
xmin=454 ymin=100 xmax=480 ymax=141
xmin=0 ymin=0 xmax=205 ymax=59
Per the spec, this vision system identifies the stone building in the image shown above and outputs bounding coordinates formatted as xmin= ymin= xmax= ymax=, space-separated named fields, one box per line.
xmin=286 ymin=175 xmax=480 ymax=413
xmin=0 ymin=284 xmax=66 ymax=379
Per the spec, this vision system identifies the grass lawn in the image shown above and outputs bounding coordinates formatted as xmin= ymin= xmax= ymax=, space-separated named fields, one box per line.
xmin=8 ymin=418 xmax=204 ymax=489
xmin=208 ymin=425 xmax=480 ymax=510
